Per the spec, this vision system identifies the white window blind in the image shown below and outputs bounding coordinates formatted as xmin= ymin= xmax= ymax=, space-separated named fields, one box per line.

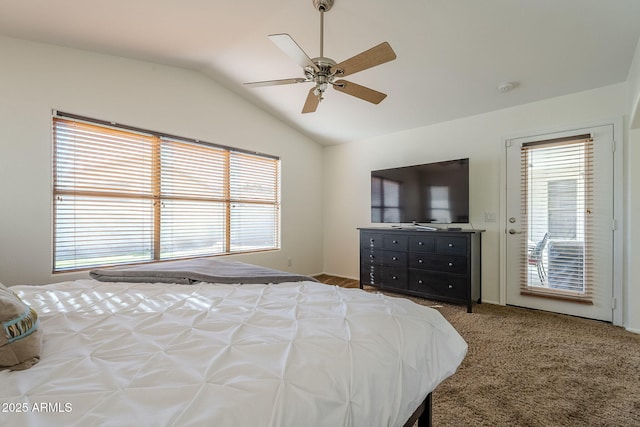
xmin=53 ymin=114 xmax=280 ymax=272
xmin=229 ymin=152 xmax=280 ymax=252
xmin=520 ymin=134 xmax=593 ymax=302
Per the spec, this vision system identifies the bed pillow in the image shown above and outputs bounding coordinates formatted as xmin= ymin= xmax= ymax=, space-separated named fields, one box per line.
xmin=0 ymin=283 xmax=43 ymax=371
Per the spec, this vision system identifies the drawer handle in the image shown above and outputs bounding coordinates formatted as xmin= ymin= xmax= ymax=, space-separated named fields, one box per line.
xmin=418 ymin=259 xmax=424 ymax=264
xmin=392 ymin=256 xmax=398 ymax=261
xmin=370 ymin=238 xmax=375 ymax=243
xmin=370 ymin=273 xmax=374 ymax=278
xmin=448 ymin=262 xmax=454 ymax=267
xmin=370 ymin=254 xmax=375 ymax=259
xmin=393 ymin=240 xmax=398 ymax=244
xmin=448 ymin=284 xmax=453 ymax=289
xmin=448 ymin=243 xmax=454 ymax=247
xmin=392 ymin=276 xmax=398 ymax=280
xmin=418 ymin=241 xmax=424 ymax=246
xmin=418 ymin=280 xmax=423 ymax=285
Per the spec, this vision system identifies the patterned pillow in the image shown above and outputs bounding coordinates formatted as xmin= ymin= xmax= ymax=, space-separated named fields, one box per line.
xmin=0 ymin=283 xmax=43 ymax=370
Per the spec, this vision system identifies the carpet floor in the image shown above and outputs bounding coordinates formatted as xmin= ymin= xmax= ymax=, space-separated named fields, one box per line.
xmin=315 ymin=275 xmax=640 ymax=426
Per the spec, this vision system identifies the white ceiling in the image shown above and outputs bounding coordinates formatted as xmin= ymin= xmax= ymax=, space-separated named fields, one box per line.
xmin=1 ymin=0 xmax=639 ymax=145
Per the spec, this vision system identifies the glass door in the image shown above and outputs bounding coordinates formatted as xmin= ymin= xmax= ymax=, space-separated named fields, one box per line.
xmin=505 ymin=125 xmax=614 ymax=321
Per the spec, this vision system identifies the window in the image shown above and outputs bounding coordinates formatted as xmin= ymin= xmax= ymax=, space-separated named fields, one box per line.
xmin=520 ymin=134 xmax=592 ymax=301
xmin=53 ymin=113 xmax=280 ymax=272
xmin=548 ymin=179 xmax=577 ymax=239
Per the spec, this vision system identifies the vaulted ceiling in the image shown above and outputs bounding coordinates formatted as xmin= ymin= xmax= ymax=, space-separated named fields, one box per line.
xmin=1 ymin=0 xmax=639 ymax=145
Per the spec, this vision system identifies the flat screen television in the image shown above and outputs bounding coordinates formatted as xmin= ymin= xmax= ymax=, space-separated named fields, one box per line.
xmin=371 ymin=158 xmax=469 ymax=224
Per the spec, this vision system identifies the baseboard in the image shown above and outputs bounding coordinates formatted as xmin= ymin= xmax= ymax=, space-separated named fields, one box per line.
xmin=625 ymin=326 xmax=640 ymax=335
xmin=311 ymin=272 xmax=359 ymax=281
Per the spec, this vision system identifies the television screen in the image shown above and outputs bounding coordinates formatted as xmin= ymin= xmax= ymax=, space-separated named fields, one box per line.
xmin=371 ymin=158 xmax=469 ymax=224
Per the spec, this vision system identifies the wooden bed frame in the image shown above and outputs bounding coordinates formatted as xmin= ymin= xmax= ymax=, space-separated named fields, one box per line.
xmin=403 ymin=392 xmax=432 ymax=427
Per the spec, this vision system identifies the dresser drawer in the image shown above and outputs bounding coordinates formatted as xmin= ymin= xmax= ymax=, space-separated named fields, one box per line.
xmin=408 ymin=253 xmax=468 ymax=274
xmin=359 ymin=228 xmax=482 ymax=313
xmin=361 ymin=248 xmax=383 ymax=265
xmin=436 ymin=236 xmax=468 ymax=256
xmin=382 ymin=268 xmax=408 ymax=290
xmin=361 ymin=232 xmax=383 ymax=249
xmin=408 ymin=271 xmax=467 ymax=300
xmin=409 ymin=235 xmax=436 ymax=252
xmin=360 ymin=264 xmax=383 ymax=286
xmin=383 ymin=234 xmax=409 ymax=250
xmin=382 ymin=250 xmax=407 ymax=268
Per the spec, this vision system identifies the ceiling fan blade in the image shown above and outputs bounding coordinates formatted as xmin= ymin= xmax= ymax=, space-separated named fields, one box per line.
xmin=332 ymin=42 xmax=397 ymax=77
xmin=302 ymin=88 xmax=320 ymax=113
xmin=269 ymin=33 xmax=319 ymax=72
xmin=333 ymin=80 xmax=387 ymax=104
xmin=244 ymin=78 xmax=308 ymax=88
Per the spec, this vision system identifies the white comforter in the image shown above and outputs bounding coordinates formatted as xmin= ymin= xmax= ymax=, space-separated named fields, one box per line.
xmin=1 ymin=280 xmax=467 ymax=427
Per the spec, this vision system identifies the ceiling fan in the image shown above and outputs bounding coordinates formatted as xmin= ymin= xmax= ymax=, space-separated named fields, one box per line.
xmin=244 ymin=0 xmax=397 ymax=114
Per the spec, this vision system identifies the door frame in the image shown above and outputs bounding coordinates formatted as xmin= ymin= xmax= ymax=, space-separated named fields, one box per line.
xmin=499 ymin=117 xmax=623 ymax=326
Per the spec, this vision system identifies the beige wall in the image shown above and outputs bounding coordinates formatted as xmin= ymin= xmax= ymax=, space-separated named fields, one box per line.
xmin=624 ymin=37 xmax=640 ymax=333
xmin=323 ymin=83 xmax=638 ymax=331
xmin=1 ymin=33 xmax=638 ymax=333
xmin=0 ymin=36 xmax=325 ymax=285
xmin=627 ymin=128 xmax=640 ymax=333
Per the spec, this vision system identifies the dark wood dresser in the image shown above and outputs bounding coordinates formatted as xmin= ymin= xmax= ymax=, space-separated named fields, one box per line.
xmin=359 ymin=227 xmax=482 ymax=312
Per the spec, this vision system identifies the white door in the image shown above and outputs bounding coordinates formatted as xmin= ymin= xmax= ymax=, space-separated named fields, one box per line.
xmin=505 ymin=125 xmax=614 ymax=321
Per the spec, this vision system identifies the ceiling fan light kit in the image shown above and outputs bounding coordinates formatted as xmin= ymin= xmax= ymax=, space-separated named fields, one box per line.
xmin=244 ymin=0 xmax=396 ymax=113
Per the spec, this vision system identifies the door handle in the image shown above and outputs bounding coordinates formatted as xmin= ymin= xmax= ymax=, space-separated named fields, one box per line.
xmin=508 ymin=229 xmax=522 ymax=235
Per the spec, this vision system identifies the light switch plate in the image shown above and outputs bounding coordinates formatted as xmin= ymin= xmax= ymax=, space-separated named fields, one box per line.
xmin=484 ymin=212 xmax=497 ymax=222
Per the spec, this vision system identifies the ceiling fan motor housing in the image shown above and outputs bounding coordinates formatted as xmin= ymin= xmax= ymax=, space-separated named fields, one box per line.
xmin=313 ymin=0 xmax=334 ymax=12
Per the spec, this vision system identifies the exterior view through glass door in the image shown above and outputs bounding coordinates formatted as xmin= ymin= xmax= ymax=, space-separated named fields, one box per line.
xmin=505 ymin=125 xmax=614 ymax=322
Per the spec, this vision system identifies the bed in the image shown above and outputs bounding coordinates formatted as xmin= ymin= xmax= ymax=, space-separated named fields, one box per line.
xmin=1 ymin=260 xmax=467 ymax=427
